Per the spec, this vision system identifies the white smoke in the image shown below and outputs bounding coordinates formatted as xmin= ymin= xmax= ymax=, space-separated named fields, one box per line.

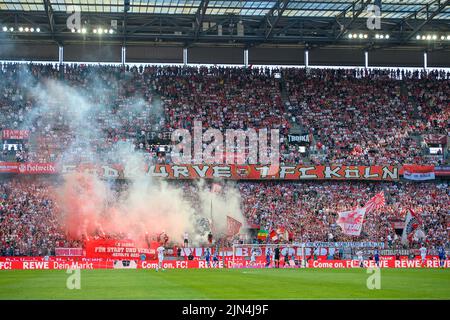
xmin=18 ymin=66 xmax=246 ymax=246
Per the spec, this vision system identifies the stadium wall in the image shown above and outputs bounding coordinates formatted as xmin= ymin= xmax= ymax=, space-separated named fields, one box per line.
xmin=427 ymin=50 xmax=450 ymax=68
xmin=369 ymin=48 xmax=424 ymax=67
xmin=63 ymin=43 xmax=122 ymax=63
xmin=0 ymin=257 xmax=447 ymax=270
xmin=188 ymin=46 xmax=244 ymax=64
xmin=0 ymin=42 xmax=59 ymax=61
xmin=127 ymin=45 xmax=183 ymax=63
xmin=309 ymin=47 xmax=365 ymax=67
xmin=1 ymin=42 xmax=449 ymax=68
xmin=249 ymin=47 xmax=304 ymax=65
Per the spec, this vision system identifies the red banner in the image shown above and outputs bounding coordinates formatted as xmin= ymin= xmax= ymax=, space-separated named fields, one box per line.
xmin=148 ymin=165 xmax=399 ymax=180
xmin=0 ymin=162 xmax=19 ymax=173
xmin=84 ymin=239 xmax=158 ymax=259
xmin=0 ymin=162 xmax=57 ymax=174
xmin=17 ymin=163 xmax=57 ymax=174
xmin=2 ymin=129 xmax=30 ymax=140
xmin=0 ymin=257 xmax=447 ymax=270
xmin=0 ymin=163 xmax=430 ymax=181
xmin=402 ymin=165 xmax=435 ymax=174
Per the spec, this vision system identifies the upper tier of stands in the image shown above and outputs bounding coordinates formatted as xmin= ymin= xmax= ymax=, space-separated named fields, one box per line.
xmin=0 ymin=63 xmax=448 ymax=165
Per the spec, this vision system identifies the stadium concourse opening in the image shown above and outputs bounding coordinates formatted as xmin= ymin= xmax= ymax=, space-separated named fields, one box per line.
xmin=0 ymin=0 xmax=449 ymax=305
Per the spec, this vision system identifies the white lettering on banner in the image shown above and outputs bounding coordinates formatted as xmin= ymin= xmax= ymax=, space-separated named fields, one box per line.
xmin=366 ymin=260 xmax=388 ymax=268
xmin=404 ymin=172 xmax=435 ymax=181
xmin=394 ymin=260 xmax=421 ymax=268
xmin=212 ymin=166 xmax=232 ymax=178
xmin=426 ymin=260 xmax=440 ymax=268
xmin=52 ymin=262 xmax=94 ymax=270
xmin=1 ymin=258 xmax=449 ymax=270
xmin=176 ymin=261 xmax=188 ymax=269
xmin=324 ymin=167 xmax=341 ymax=178
xmin=18 ymin=163 xmax=56 ymax=174
xmin=344 ymin=168 xmax=360 ymax=178
xmin=298 ymin=166 xmax=317 ymax=179
xmin=172 ymin=166 xmax=190 ymax=178
xmin=23 ymin=261 xmax=49 ymax=269
xmin=148 ymin=165 xmax=169 ymax=177
xmin=312 ymin=261 xmax=345 ymax=268
xmin=0 ymin=262 xmax=12 ymax=270
xmin=279 ymin=166 xmax=295 ymax=178
xmin=364 ymin=167 xmax=378 ymax=179
xmin=382 ymin=167 xmax=398 ymax=179
xmin=255 ymin=166 xmax=270 ymax=178
xmin=141 ymin=262 xmax=158 ymax=269
xmin=288 ymin=134 xmax=309 ymax=143
xmin=191 ymin=165 xmax=209 ymax=177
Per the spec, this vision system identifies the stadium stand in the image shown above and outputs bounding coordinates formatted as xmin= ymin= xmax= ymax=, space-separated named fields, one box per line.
xmin=0 ymin=63 xmax=448 ymax=165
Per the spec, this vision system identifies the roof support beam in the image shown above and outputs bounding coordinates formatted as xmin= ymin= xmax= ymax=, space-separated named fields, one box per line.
xmin=264 ymin=0 xmax=290 ymax=40
xmin=43 ymin=0 xmax=55 ymax=34
xmin=194 ymin=0 xmax=209 ymax=40
xmin=43 ymin=0 xmax=62 ymax=45
xmin=404 ymin=0 xmax=449 ymax=41
xmin=123 ymin=0 xmax=130 ymax=47
xmin=335 ymin=0 xmax=372 ymax=40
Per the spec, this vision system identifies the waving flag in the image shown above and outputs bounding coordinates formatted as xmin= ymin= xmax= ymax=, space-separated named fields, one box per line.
xmin=403 ymin=165 xmax=435 ymax=181
xmin=337 ymin=207 xmax=367 ymax=236
xmin=276 ymin=227 xmax=289 ymax=240
xmin=257 ymin=229 xmax=268 ymax=240
xmin=226 ymin=216 xmax=242 ymax=236
xmin=364 ymin=191 xmax=385 ymax=213
xmin=401 ymin=208 xmax=424 ymax=245
xmin=337 ymin=192 xmax=386 ymax=236
xmin=270 ymin=230 xmax=279 ymax=242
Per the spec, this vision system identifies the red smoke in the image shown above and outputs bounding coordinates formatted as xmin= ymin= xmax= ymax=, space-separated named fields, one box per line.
xmin=54 ymin=171 xmax=196 ymax=246
xmin=56 ymin=173 xmax=109 ymax=240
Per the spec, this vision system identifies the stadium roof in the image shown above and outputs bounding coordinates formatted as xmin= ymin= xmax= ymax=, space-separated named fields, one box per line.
xmin=0 ymin=0 xmax=449 ymax=48
xmin=0 ymin=0 xmax=449 ymax=19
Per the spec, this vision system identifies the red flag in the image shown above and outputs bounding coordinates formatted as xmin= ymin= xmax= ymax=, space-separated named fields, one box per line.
xmin=276 ymin=227 xmax=288 ymax=240
xmin=226 ymin=216 xmax=242 ymax=236
xmin=364 ymin=191 xmax=385 ymax=213
xmin=270 ymin=230 xmax=278 ymax=241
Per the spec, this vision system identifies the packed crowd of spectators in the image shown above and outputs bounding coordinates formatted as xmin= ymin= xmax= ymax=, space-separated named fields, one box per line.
xmin=1 ymin=63 xmax=447 ymax=165
xmin=239 ymin=180 xmax=448 ymax=249
xmin=0 ymin=177 xmax=448 ymax=256
xmin=284 ymin=68 xmax=449 ymax=165
xmin=0 ymin=63 xmax=448 ymax=256
xmin=0 ymin=178 xmax=82 ymax=256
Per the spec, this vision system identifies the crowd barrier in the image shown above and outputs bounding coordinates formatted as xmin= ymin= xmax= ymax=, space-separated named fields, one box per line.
xmin=0 ymin=256 xmax=447 ymax=270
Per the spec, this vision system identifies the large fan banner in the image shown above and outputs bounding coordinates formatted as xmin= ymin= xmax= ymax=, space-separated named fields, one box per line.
xmin=0 ymin=163 xmax=401 ymax=181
